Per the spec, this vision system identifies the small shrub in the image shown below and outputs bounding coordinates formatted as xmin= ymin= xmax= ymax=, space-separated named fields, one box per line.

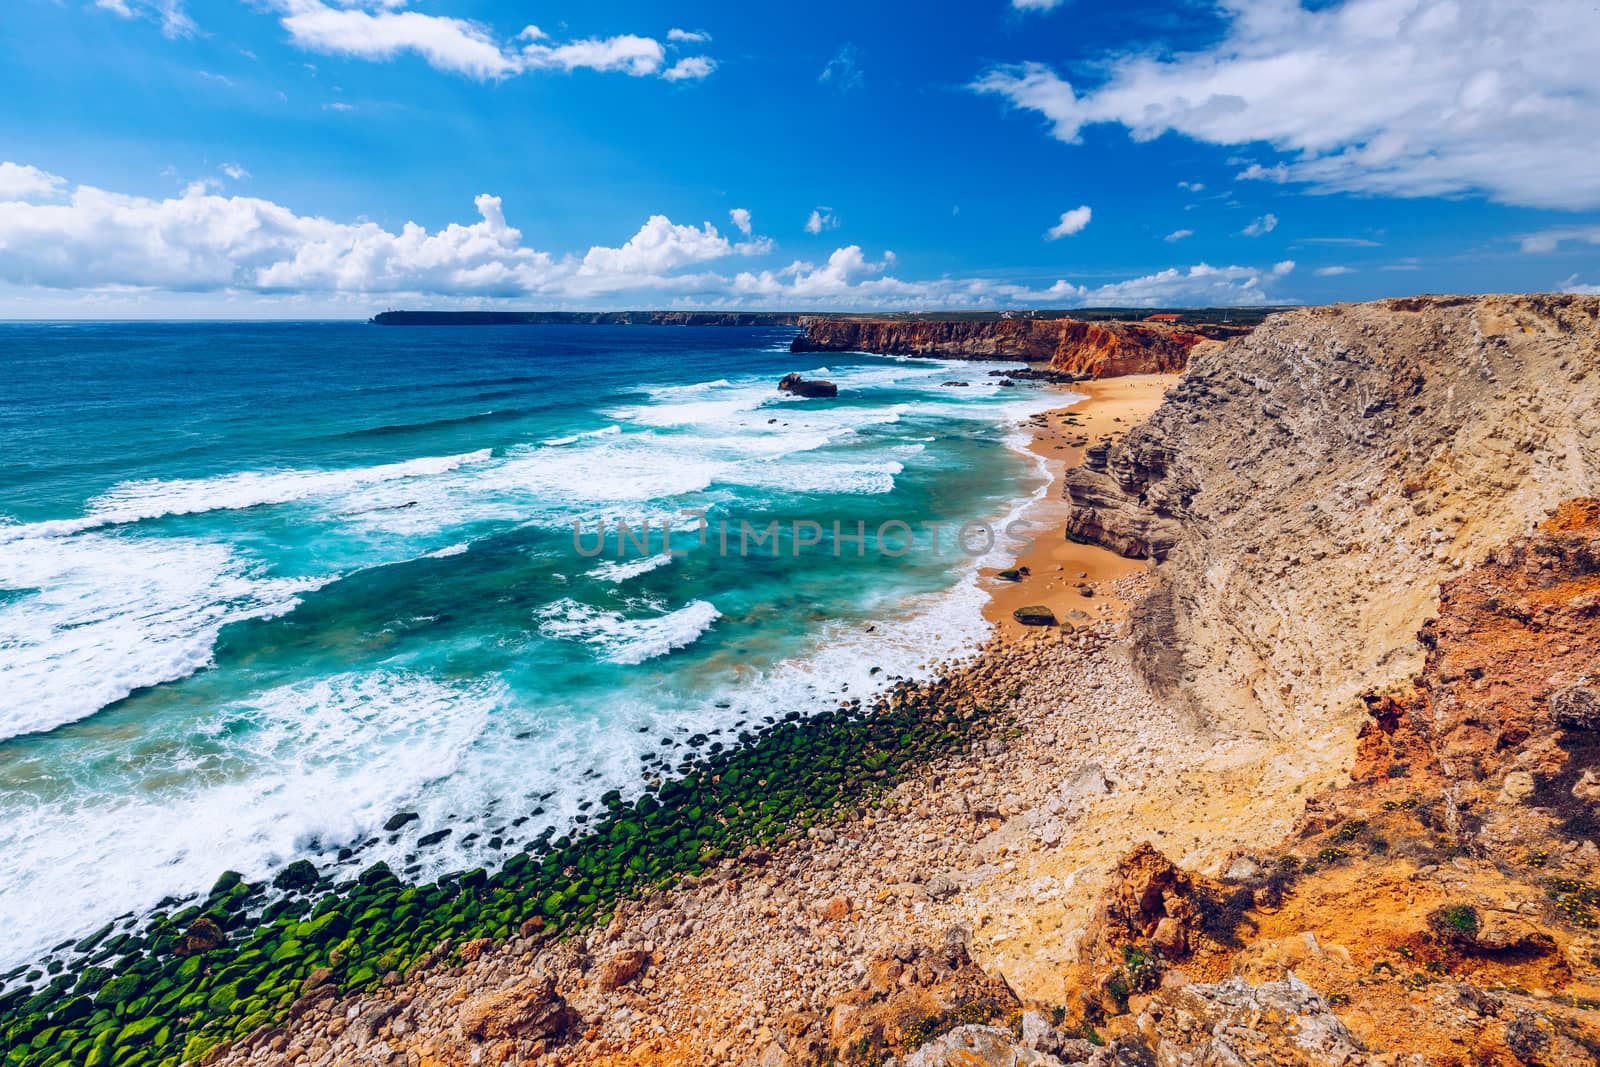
xmin=1427 ymin=904 xmax=1480 ymax=940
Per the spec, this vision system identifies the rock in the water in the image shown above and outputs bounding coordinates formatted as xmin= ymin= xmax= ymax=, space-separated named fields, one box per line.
xmin=778 ymin=372 xmax=838 ymax=398
xmin=272 ymin=859 xmax=320 ymax=892
xmin=173 ymin=916 xmax=226 ymax=957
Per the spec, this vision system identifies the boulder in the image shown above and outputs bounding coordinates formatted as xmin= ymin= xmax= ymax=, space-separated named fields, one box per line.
xmin=595 ymin=948 xmax=651 ymax=992
xmin=457 ymin=975 xmax=570 ymax=1041
xmin=903 ymin=1025 xmax=1068 ymax=1066
xmin=1013 ymin=605 xmax=1057 ymax=626
xmin=778 ymin=372 xmax=839 ymax=398
xmin=173 ymin=916 xmax=226 ymax=957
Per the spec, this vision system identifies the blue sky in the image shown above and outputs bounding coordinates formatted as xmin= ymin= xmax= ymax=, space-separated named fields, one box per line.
xmin=1 ymin=0 xmax=1598 ymax=316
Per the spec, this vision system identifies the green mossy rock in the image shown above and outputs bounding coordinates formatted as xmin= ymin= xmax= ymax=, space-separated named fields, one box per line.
xmin=272 ymin=860 xmax=320 ymax=893
xmin=114 ymin=1016 xmax=162 ymax=1047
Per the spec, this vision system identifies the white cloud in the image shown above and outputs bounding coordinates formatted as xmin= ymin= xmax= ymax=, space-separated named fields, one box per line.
xmin=1314 ymin=265 xmax=1354 ymax=276
xmin=1177 ymin=180 xmax=1205 ymax=193
xmin=819 ymin=45 xmax=864 ymax=91
xmin=1297 ymin=236 xmax=1382 ymax=247
xmin=92 ymin=0 xmax=195 ymax=38
xmin=1560 ymin=275 xmax=1600 ymax=295
xmin=972 ymin=0 xmax=1600 ymax=209
xmin=1046 ymin=205 xmax=1092 ymax=240
xmin=0 ymin=162 xmax=1295 ymax=311
xmin=578 ymin=216 xmax=743 ymax=278
xmin=0 ymin=165 xmax=779 ymax=303
xmin=1011 ymin=0 xmax=1066 ymax=10
xmin=667 ymin=28 xmax=711 ymax=44
xmin=662 ymin=56 xmax=716 ymax=81
xmin=1164 ymin=228 xmax=1194 ymax=242
xmin=219 ymin=163 xmax=251 ymax=181
xmin=278 ymin=2 xmax=524 ymax=79
xmin=0 ymin=163 xmax=67 ymax=203
xmin=271 ymin=2 xmax=710 ymax=82
xmin=730 ymin=248 xmax=1294 ymax=309
xmin=805 ymin=209 xmax=839 ymax=235
xmin=519 ymin=27 xmax=664 ymax=76
xmin=729 ymin=208 xmax=752 ymax=235
xmin=1518 ymin=225 xmax=1600 ymax=254
xmin=1240 ymin=213 xmax=1278 ymax=237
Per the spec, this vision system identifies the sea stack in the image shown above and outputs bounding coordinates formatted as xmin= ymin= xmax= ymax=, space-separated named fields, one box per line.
xmin=777 ymin=372 xmax=839 ymax=398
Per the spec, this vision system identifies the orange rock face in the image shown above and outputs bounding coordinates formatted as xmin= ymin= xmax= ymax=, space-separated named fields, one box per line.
xmin=790 ymin=316 xmax=1243 ymax=378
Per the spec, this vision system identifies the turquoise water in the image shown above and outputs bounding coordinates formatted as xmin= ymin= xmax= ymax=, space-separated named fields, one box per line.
xmin=0 ymin=322 xmax=1065 ymax=968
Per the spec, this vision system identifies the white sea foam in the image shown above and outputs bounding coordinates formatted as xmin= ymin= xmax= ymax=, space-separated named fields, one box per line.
xmin=541 ymin=425 xmax=621 ymax=446
xmin=0 ymin=671 xmax=499 ymax=970
xmin=0 ymin=450 xmax=494 ymax=542
xmin=728 ymin=458 xmax=905 ymax=496
xmin=585 ymin=554 xmax=672 ymax=582
xmin=537 ymin=597 xmax=720 ymax=664
xmin=0 ymin=533 xmax=323 ymax=739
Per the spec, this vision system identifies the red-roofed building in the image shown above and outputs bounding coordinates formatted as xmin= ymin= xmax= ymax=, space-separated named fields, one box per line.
xmin=1145 ymin=312 xmax=1183 ymax=322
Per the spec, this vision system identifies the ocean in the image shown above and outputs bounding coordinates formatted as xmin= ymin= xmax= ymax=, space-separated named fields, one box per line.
xmin=0 ymin=321 xmax=1066 ymax=969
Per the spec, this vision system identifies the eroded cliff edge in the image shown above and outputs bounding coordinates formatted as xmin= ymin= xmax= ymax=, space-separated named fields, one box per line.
xmin=790 ymin=316 xmax=1251 ymax=378
xmin=1066 ymin=293 xmax=1600 ymax=750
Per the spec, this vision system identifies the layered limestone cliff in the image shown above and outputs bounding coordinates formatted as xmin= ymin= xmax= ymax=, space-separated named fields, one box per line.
xmin=1065 ymin=294 xmax=1600 ymax=751
xmin=790 ymin=317 xmax=1246 ymax=377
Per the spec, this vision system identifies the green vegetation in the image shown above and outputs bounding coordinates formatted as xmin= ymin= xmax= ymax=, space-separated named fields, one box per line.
xmin=0 ymin=682 xmax=997 ymax=1067
xmin=1427 ymin=904 xmax=1481 ymax=940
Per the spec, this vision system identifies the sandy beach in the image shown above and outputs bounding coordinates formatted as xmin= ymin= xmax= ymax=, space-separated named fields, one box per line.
xmin=983 ymin=374 xmax=1178 ymax=634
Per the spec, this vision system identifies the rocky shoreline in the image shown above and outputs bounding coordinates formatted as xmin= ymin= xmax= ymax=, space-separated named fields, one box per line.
xmin=9 ymin=295 xmax=1600 ymax=1067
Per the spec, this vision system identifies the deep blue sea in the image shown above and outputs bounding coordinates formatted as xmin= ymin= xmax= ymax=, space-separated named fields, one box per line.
xmin=0 ymin=322 xmax=1066 ymax=967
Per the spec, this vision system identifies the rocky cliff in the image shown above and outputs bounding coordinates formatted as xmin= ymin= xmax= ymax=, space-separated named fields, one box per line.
xmin=1064 ymin=294 xmax=1600 ymax=750
xmin=790 ymin=316 xmax=1247 ymax=377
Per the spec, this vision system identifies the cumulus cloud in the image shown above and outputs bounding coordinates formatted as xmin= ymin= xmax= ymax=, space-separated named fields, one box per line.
xmin=219 ymin=163 xmax=251 ymax=181
xmin=729 ymin=208 xmax=752 ymax=235
xmin=519 ymin=28 xmax=664 ymax=76
xmin=0 ymin=165 xmax=779 ymax=302
xmin=0 ymin=163 xmax=67 ymax=203
xmin=1164 ymin=228 xmax=1194 ymax=242
xmin=972 ymin=0 xmax=1600 ymax=209
xmin=805 ymin=209 xmax=839 ymax=235
xmin=92 ymin=0 xmax=196 ymax=39
xmin=0 ymin=162 xmax=1295 ymax=310
xmin=730 ymin=247 xmax=1294 ymax=309
xmin=1046 ymin=205 xmax=1092 ymax=240
xmin=271 ymin=2 xmax=712 ymax=82
xmin=662 ymin=56 xmax=716 ymax=81
xmin=577 ymin=216 xmax=769 ymax=279
xmin=1560 ymin=275 xmax=1600 ymax=295
xmin=1177 ymin=180 xmax=1205 ymax=193
xmin=667 ymin=28 xmax=711 ymax=44
xmin=1240 ymin=213 xmax=1278 ymax=236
